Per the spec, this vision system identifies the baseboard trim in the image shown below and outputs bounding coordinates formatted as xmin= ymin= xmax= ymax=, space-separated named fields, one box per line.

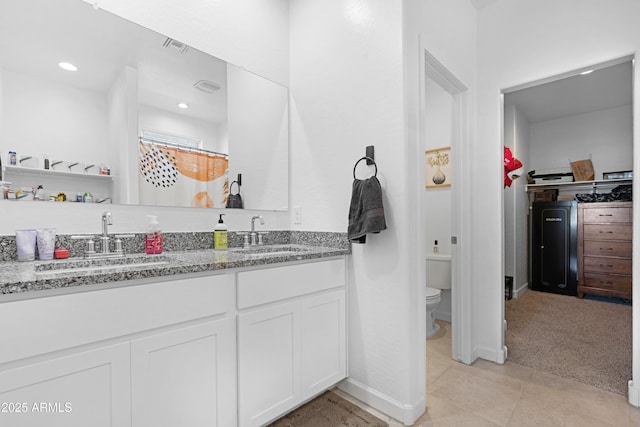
xmin=476 ymin=345 xmax=507 ymax=364
xmin=337 ymin=378 xmax=425 ymax=425
xmin=513 ymin=282 xmax=529 ymax=298
xmin=629 ymin=380 xmax=640 ymax=407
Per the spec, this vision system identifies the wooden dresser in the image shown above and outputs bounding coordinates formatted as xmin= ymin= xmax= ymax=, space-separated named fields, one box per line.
xmin=577 ymin=201 xmax=632 ymax=299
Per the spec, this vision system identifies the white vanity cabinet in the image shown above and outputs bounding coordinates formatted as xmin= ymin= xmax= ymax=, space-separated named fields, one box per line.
xmin=0 ymin=273 xmax=236 ymax=427
xmin=131 ymin=317 xmax=236 ymax=427
xmin=237 ymin=259 xmax=346 ymax=427
xmin=0 ymin=255 xmax=347 ymax=427
xmin=0 ymin=342 xmax=131 ymax=427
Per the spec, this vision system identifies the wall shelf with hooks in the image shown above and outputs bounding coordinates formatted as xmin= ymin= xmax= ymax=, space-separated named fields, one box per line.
xmin=2 ymin=165 xmax=114 ymax=182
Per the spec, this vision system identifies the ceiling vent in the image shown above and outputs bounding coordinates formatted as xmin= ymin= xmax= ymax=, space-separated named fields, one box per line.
xmin=193 ymin=80 xmax=221 ymax=93
xmin=162 ymin=37 xmax=189 ymax=54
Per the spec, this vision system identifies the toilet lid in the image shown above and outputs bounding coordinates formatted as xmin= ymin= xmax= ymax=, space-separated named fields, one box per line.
xmin=425 ymin=287 xmax=441 ymax=298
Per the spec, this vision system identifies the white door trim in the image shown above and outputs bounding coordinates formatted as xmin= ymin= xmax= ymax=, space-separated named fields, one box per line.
xmin=419 ymin=43 xmax=473 ymax=365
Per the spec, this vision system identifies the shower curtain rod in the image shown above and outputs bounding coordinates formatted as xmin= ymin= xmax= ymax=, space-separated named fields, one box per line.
xmin=139 ymin=137 xmax=228 ymax=157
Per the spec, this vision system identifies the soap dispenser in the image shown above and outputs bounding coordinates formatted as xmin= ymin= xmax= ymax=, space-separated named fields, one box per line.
xmin=214 ymin=214 xmax=228 ymax=250
xmin=145 ymin=215 xmax=163 ymax=255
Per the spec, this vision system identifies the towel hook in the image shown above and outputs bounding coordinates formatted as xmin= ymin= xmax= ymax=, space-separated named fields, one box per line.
xmin=353 ymin=156 xmax=377 ymax=179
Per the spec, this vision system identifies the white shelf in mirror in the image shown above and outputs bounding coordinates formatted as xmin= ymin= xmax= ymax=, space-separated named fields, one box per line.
xmin=2 ymin=165 xmax=114 ymax=182
xmin=525 ymin=178 xmax=631 ymax=193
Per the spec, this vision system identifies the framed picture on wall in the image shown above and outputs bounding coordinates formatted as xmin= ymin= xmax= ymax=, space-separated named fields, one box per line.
xmin=425 ymin=146 xmax=451 ymax=188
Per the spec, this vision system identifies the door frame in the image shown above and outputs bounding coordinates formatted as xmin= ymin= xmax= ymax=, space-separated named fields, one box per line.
xmin=419 ymin=44 xmax=473 ymax=364
xmin=500 ymin=53 xmax=639 ymax=406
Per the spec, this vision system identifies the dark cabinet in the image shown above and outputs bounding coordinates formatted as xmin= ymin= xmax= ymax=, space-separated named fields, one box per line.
xmin=531 ymin=201 xmax=578 ymax=296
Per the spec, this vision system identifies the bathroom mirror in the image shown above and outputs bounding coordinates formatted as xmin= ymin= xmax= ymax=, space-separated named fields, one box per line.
xmin=0 ymin=0 xmax=289 ymax=211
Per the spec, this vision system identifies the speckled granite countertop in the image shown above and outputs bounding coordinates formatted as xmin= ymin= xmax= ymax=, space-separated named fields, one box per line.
xmin=0 ymin=244 xmax=349 ymax=296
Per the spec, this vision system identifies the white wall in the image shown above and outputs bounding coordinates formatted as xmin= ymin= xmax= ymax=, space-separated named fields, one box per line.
xmin=477 ymin=0 xmax=640 ymax=405
xmin=530 ymin=105 xmax=633 ymax=178
xmin=289 ymin=0 xmax=476 ymax=423
xmin=1 ymin=69 xmax=109 ymax=167
xmin=0 ymin=0 xmax=291 ymax=236
xmin=139 ymin=105 xmax=224 ymax=154
xmin=289 ymin=0 xmax=411 ymax=420
xmin=83 ymin=0 xmax=289 ymax=86
xmin=227 ymin=65 xmax=289 ymax=211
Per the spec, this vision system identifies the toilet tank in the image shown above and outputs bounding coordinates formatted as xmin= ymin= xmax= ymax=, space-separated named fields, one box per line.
xmin=426 ymin=254 xmax=451 ymax=290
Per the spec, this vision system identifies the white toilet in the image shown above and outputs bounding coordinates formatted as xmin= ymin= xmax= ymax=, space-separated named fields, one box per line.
xmin=426 ymin=254 xmax=451 ymax=338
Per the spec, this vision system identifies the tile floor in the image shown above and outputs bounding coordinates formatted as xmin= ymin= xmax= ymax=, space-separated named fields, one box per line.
xmin=336 ymin=320 xmax=640 ymax=426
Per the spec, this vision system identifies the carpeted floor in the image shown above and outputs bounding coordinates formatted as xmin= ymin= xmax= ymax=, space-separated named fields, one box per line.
xmin=267 ymin=391 xmax=388 ymax=427
xmin=505 ymin=290 xmax=632 ymax=395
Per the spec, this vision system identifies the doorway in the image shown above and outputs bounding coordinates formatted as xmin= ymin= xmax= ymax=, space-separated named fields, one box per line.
xmin=420 ymin=48 xmax=471 ymax=364
xmin=502 ymin=56 xmax=634 ymax=395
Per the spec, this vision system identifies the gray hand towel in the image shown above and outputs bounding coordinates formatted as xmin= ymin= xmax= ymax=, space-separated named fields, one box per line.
xmin=348 ymin=176 xmax=387 ymax=244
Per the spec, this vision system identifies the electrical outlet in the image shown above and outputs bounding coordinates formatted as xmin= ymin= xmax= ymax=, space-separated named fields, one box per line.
xmin=293 ymin=206 xmax=302 ymax=224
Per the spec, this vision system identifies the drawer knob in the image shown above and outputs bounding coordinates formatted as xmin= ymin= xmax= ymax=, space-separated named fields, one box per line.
xmin=599 ymin=247 xmax=614 ymax=251
xmin=599 ymin=214 xmax=613 ymax=217
xmin=599 ymin=264 xmax=614 ymax=268
xmin=600 ymin=231 xmax=614 ymax=234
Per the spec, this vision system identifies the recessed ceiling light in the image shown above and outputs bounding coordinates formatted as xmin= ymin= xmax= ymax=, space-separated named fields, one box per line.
xmin=579 ymin=69 xmax=594 ymax=75
xmin=177 ymin=102 xmax=189 ymax=109
xmin=58 ymin=62 xmax=78 ymax=72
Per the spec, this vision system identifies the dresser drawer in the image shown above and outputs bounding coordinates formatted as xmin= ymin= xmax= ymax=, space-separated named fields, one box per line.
xmin=583 ymin=224 xmax=632 ymax=241
xmin=583 ymin=240 xmax=632 ymax=258
xmin=582 ymin=207 xmax=631 ymax=223
xmin=583 ymin=272 xmax=631 ymax=293
xmin=584 ymin=256 xmax=632 ymax=275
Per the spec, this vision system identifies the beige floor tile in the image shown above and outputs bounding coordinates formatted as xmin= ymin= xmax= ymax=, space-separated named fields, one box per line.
xmin=522 ymin=370 xmax=630 ymax=426
xmin=341 ymin=320 xmax=640 ymax=426
xmin=413 ymin=393 xmax=501 ymax=426
xmin=629 ymin=403 xmax=640 ymax=426
xmin=427 ymin=358 xmax=451 ymax=385
xmin=429 ymin=365 xmax=523 ymax=425
xmin=474 ymin=359 xmax=537 ymax=383
xmin=560 ymin=382 xmax=631 ymax=427
xmin=507 ymin=394 xmax=620 ymax=427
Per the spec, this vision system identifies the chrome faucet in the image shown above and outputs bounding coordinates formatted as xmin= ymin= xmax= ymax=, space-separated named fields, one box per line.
xmin=100 ymin=211 xmax=113 ymax=253
xmin=249 ymin=215 xmax=265 ymax=246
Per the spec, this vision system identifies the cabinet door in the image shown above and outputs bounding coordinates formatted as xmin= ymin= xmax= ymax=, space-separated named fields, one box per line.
xmin=131 ymin=319 xmax=236 ymax=427
xmin=238 ymin=302 xmax=300 ymax=427
xmin=300 ymin=290 xmax=346 ymax=400
xmin=0 ymin=343 xmax=131 ymax=427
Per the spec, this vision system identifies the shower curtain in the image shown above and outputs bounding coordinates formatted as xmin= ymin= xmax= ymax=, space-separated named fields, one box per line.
xmin=138 ymin=140 xmax=229 ymax=208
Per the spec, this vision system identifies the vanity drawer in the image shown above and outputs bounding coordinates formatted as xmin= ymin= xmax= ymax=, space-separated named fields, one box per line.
xmin=583 ymin=224 xmax=632 ymax=241
xmin=582 ymin=207 xmax=631 ymax=223
xmin=237 ymin=259 xmax=345 ymax=309
xmin=584 ymin=256 xmax=632 ymax=275
xmin=583 ymin=273 xmax=631 ymax=293
xmin=583 ymin=240 xmax=632 ymax=258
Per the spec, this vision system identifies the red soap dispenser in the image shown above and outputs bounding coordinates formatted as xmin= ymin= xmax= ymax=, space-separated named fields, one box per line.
xmin=145 ymin=215 xmax=163 ymax=254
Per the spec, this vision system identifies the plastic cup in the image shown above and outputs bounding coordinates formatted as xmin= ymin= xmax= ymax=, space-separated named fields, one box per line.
xmin=36 ymin=228 xmax=56 ymax=260
xmin=15 ymin=229 xmax=37 ymax=261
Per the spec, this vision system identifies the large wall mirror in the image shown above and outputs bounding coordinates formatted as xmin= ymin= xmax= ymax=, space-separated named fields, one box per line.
xmin=0 ymin=0 xmax=289 ymax=211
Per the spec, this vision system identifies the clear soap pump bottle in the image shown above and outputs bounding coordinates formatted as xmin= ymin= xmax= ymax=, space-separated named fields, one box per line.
xmin=145 ymin=215 xmax=163 ymax=254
